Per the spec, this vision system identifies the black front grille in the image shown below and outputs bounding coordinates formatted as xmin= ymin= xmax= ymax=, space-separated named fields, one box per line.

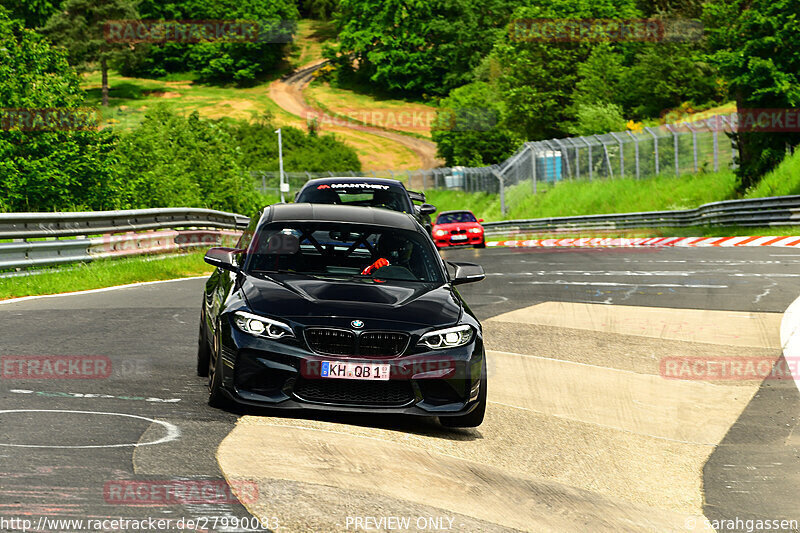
xmin=305 ymin=328 xmax=409 ymax=357
xmin=293 ymin=378 xmax=414 ymax=406
xmin=306 ymin=328 xmax=356 ymax=356
xmin=359 ymin=332 xmax=409 ymax=357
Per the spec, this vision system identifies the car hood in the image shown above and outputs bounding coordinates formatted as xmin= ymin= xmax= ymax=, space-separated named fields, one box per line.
xmin=240 ymin=273 xmax=462 ymax=327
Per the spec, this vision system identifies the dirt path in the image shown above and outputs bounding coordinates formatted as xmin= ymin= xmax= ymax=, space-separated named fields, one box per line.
xmin=269 ymin=61 xmax=443 ymax=170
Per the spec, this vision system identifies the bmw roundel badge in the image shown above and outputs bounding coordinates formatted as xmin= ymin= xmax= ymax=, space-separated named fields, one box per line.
xmin=351 ymin=320 xmax=365 ymax=329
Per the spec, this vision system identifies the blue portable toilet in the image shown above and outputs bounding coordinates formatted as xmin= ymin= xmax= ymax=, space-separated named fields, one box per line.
xmin=536 ymin=151 xmax=562 ymax=183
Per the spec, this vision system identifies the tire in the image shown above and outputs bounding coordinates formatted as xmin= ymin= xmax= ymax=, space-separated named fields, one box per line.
xmin=207 ymin=326 xmax=230 ymax=408
xmin=440 ymin=359 xmax=487 ymax=428
xmin=474 ymin=240 xmax=486 ymax=249
xmin=196 ymin=309 xmax=210 ymax=377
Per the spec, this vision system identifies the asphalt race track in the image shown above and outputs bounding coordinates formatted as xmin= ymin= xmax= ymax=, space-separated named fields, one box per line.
xmin=2 ymin=246 xmax=800 ymax=532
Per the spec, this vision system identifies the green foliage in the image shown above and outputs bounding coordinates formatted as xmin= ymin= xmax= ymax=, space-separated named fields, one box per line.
xmin=572 ymin=44 xmax=625 ymax=108
xmin=0 ymin=0 xmax=61 ymax=28
xmin=329 ymin=0 xmax=517 ymax=96
xmin=431 ymin=82 xmax=520 ymax=166
xmin=744 ymin=149 xmax=800 ymax=198
xmin=229 ymin=115 xmax=362 ymax=172
xmin=491 ymin=0 xmax=641 ymax=140
xmin=566 ymin=103 xmax=626 ymax=136
xmin=0 ymin=12 xmax=121 ymax=212
xmin=618 ymin=43 xmax=719 ymax=119
xmin=301 ymin=0 xmax=340 ymax=20
xmin=113 ymin=106 xmax=263 ymax=215
xmin=704 ymin=0 xmax=800 ymax=187
xmin=42 ymin=0 xmax=139 ymax=70
xmin=120 ymin=0 xmax=299 ymax=84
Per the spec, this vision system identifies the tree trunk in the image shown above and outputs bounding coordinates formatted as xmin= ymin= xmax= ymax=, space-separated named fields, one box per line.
xmin=101 ymin=57 xmax=109 ymax=107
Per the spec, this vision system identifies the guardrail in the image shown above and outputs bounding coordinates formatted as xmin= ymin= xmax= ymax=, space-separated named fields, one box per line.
xmin=0 ymin=208 xmax=250 ymax=273
xmin=482 ymin=195 xmax=800 ymax=235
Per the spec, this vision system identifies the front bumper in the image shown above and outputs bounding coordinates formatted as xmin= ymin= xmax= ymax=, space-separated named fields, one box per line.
xmin=216 ymin=322 xmax=485 ymax=417
xmin=434 ymin=234 xmax=484 ymax=248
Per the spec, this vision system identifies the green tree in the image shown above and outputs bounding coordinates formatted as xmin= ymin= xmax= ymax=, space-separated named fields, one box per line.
xmin=491 ymin=0 xmax=641 ymax=140
xmin=42 ymin=0 xmax=139 ymax=106
xmin=432 ymin=82 xmax=520 ymax=166
xmin=566 ymin=103 xmax=626 ymax=136
xmin=120 ymin=0 xmax=299 ymax=85
xmin=113 ymin=107 xmax=262 ymax=215
xmin=0 ymin=0 xmax=62 ymax=28
xmin=705 ymin=0 xmax=800 ymax=188
xmin=329 ymin=0 xmax=518 ymax=96
xmin=0 ymin=11 xmax=120 ymax=212
xmin=302 ymin=0 xmax=340 ymax=20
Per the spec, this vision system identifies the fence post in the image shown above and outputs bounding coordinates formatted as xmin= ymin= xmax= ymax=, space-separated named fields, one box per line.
xmin=490 ymin=167 xmax=506 ymax=216
xmin=627 ymin=131 xmax=640 ymax=179
xmin=595 ymin=135 xmax=613 ymax=178
xmin=609 ymin=132 xmax=624 ymax=177
xmin=580 ymin=137 xmax=592 ymax=180
xmin=666 ymin=125 xmax=679 ymax=176
xmin=645 ymin=127 xmax=659 ymax=176
xmin=531 ymin=147 xmax=537 ymax=194
xmin=553 ymin=139 xmax=570 ymax=180
xmin=261 ymin=172 xmax=266 ymax=195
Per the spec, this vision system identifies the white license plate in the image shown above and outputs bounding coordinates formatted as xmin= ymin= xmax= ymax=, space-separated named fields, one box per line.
xmin=451 ymin=235 xmax=468 ymax=241
xmin=320 ymin=361 xmax=390 ymax=380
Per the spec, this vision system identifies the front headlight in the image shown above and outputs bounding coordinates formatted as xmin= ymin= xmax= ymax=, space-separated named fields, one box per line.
xmin=468 ymin=227 xmax=482 ymax=234
xmin=434 ymin=229 xmax=448 ymax=237
xmin=233 ymin=311 xmax=294 ymax=339
xmin=419 ymin=325 xmax=474 ymax=350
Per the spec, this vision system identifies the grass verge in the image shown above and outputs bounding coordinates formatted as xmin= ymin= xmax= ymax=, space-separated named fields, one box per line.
xmin=0 ymin=252 xmax=212 ymax=301
xmin=425 ymin=170 xmax=740 ymax=222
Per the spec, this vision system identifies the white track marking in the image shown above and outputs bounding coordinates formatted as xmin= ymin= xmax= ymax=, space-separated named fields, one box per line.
xmin=0 ymin=409 xmax=180 ymax=448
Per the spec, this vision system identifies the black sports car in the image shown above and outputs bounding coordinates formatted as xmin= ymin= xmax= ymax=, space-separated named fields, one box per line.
xmin=197 ymin=203 xmax=487 ymax=427
xmin=293 ymin=177 xmax=437 ymax=235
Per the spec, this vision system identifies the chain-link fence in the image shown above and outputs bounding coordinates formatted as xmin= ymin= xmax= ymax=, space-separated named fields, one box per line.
xmin=252 ymin=116 xmax=738 ymax=214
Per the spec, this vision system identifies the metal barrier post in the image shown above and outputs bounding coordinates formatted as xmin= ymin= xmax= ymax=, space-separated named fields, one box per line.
xmin=645 ymin=127 xmax=659 ymax=175
xmin=609 ymin=132 xmax=624 ymax=177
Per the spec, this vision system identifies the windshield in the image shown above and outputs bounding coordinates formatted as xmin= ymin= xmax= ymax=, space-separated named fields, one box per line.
xmin=437 ymin=212 xmax=477 ymax=224
xmin=296 ymin=183 xmax=412 ymax=213
xmin=245 ymin=222 xmax=444 ymax=284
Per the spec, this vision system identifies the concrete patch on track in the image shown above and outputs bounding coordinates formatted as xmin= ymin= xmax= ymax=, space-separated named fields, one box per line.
xmin=217 ymin=416 xmax=697 ymax=532
xmin=215 ymin=300 xmax=784 ymax=531
xmin=490 ymin=302 xmax=781 ymax=349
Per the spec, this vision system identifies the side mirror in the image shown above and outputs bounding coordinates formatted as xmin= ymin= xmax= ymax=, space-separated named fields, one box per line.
xmin=448 ymin=261 xmax=485 ymax=285
xmin=204 ymin=247 xmax=242 ymax=272
xmin=418 ymin=203 xmax=437 ymax=216
xmin=478 ymin=218 xmax=484 ymax=223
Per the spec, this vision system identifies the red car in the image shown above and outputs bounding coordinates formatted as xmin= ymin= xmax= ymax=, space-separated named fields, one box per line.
xmin=433 ymin=210 xmax=485 ymax=249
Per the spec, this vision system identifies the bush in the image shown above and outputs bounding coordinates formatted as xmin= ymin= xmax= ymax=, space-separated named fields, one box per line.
xmin=432 ymin=82 xmax=520 ymax=166
xmin=113 ymin=106 xmax=263 ymax=215
xmin=0 ymin=12 xmax=121 ymax=212
xmin=566 ymin=103 xmax=627 ymax=136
